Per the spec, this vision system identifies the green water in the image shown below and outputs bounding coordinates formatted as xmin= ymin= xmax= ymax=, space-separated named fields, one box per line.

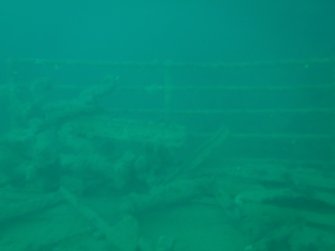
xmin=0 ymin=1 xmax=334 ymax=250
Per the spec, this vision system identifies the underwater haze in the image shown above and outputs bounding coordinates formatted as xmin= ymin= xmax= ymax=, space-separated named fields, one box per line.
xmin=0 ymin=0 xmax=335 ymax=61
xmin=0 ymin=1 xmax=335 ymax=251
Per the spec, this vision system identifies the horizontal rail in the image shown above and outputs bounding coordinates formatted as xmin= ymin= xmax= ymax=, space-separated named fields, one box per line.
xmin=9 ymin=83 xmax=333 ymax=91
xmin=109 ymin=108 xmax=335 ymax=114
xmin=190 ymin=132 xmax=334 ymax=140
xmin=208 ymin=159 xmax=335 ymax=173
xmin=4 ymin=58 xmax=335 ymax=69
xmin=121 ymin=84 xmax=335 ymax=91
xmin=209 ymin=157 xmax=334 ymax=167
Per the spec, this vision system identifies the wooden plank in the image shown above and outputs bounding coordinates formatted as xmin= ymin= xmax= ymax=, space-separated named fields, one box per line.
xmin=6 ymin=58 xmax=335 ymax=68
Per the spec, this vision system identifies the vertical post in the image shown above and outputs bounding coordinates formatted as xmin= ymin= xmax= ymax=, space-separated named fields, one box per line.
xmin=163 ymin=65 xmax=172 ymax=121
xmin=332 ymin=65 xmax=335 ymax=167
xmin=2 ymin=59 xmax=17 ymax=130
